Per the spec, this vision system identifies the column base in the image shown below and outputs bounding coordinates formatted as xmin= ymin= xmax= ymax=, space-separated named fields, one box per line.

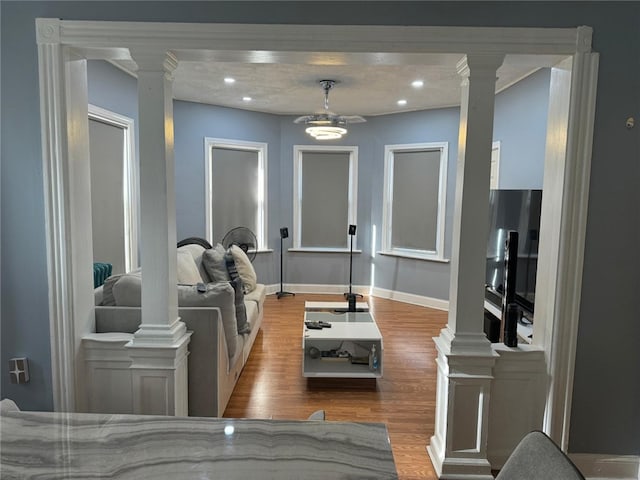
xmin=427 ymin=326 xmax=497 ymax=479
xmin=427 ymin=437 xmax=494 ymax=480
xmin=126 ymin=329 xmax=191 ymax=416
xmin=427 ymin=441 xmax=494 ymax=480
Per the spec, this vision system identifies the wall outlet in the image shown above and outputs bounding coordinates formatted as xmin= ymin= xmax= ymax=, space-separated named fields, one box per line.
xmin=9 ymin=357 xmax=29 ymax=384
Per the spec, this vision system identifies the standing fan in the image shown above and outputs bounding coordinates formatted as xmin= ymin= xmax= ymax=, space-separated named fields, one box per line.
xmin=221 ymin=227 xmax=258 ymax=262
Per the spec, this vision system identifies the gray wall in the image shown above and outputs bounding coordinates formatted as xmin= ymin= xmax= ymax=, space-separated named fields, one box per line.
xmin=1 ymin=1 xmax=638 ymax=457
xmin=493 ymin=68 xmax=550 ymax=189
xmin=173 ymin=100 xmax=282 ymax=283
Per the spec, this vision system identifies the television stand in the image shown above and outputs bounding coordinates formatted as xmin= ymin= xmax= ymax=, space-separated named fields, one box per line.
xmin=483 ymin=299 xmax=533 ymax=345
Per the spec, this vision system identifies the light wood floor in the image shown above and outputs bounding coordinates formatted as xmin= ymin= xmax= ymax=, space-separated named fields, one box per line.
xmin=224 ymin=293 xmax=448 ymax=480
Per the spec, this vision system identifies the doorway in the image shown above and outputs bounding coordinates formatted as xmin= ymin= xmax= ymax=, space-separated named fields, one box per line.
xmin=37 ymin=20 xmax=597 ymax=451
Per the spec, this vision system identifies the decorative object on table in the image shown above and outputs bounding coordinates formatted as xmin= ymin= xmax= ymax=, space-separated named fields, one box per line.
xmin=277 ymin=227 xmax=295 ymax=299
xmin=221 ymin=227 xmax=257 ymax=262
xmin=369 ymin=344 xmax=379 ymax=372
xmin=293 ymin=79 xmax=366 ymax=140
xmin=344 ymin=224 xmax=362 ymax=307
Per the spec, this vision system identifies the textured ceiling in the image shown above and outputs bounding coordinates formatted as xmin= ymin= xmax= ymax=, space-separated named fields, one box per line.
xmin=113 ymin=53 xmax=561 ymax=117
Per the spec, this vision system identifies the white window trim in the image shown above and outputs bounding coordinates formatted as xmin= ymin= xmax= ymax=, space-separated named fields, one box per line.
xmin=293 ymin=145 xmax=358 ymax=251
xmin=204 ymin=137 xmax=268 ymax=250
xmin=491 ymin=140 xmax=501 ymax=189
xmin=88 ymin=104 xmax=138 ymax=272
xmin=382 ymin=142 xmax=448 ymax=261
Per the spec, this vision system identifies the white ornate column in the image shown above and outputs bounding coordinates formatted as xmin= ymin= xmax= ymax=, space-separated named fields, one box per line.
xmin=125 ymin=48 xmax=191 ymax=416
xmin=427 ymin=54 xmax=504 ymax=479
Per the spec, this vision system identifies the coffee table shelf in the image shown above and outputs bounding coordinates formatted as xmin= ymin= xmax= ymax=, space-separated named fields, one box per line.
xmin=302 ymin=311 xmax=383 ymax=378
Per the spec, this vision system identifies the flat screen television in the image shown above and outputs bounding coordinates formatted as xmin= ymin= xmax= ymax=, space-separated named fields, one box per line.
xmin=485 ymin=189 xmax=543 ymax=319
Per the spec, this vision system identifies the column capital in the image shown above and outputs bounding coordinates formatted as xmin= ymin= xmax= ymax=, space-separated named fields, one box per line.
xmin=36 ymin=18 xmax=61 ymax=44
xmin=456 ymin=54 xmax=505 ymax=78
xmin=130 ymin=48 xmax=178 ymax=75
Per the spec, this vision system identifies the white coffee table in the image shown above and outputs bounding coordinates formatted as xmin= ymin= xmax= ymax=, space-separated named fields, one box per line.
xmin=302 ymin=311 xmax=383 ymax=378
xmin=304 ymin=301 xmax=369 ymax=312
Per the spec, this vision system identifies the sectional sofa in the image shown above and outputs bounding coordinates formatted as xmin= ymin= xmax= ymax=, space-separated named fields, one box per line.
xmin=91 ymin=243 xmax=265 ymax=417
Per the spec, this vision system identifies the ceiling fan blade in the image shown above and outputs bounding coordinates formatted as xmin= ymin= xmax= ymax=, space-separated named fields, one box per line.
xmin=340 ymin=115 xmax=367 ymax=124
xmin=293 ymin=115 xmax=314 ymax=124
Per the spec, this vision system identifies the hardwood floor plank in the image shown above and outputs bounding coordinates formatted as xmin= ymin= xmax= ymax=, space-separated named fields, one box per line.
xmin=224 ymin=293 xmax=447 ymax=479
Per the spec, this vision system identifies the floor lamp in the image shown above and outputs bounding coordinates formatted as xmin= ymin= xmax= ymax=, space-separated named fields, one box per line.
xmin=277 ymin=227 xmax=294 ymax=299
xmin=345 ymin=224 xmax=363 ymax=307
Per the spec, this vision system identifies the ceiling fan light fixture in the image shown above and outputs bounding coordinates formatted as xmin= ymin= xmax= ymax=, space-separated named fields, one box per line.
xmin=305 ymin=125 xmax=347 ymax=140
xmin=294 ymin=79 xmax=365 ymax=140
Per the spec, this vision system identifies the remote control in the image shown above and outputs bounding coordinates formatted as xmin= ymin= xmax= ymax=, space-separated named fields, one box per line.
xmin=305 ymin=321 xmax=323 ymax=330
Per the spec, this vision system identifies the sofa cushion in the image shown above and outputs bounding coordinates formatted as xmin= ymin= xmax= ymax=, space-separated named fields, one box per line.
xmin=177 ymin=244 xmax=211 ymax=283
xmin=244 ymin=300 xmax=259 ymax=332
xmin=177 ymin=250 xmax=203 ymax=285
xmin=202 ymin=244 xmax=231 ymax=282
xmin=244 ymin=283 xmax=266 ymax=312
xmin=229 ymin=245 xmax=257 ymax=293
xmin=110 ymin=274 xmax=239 ymax=358
xmin=112 ymin=274 xmax=143 ymax=307
xmin=102 ymin=272 xmax=141 ymax=306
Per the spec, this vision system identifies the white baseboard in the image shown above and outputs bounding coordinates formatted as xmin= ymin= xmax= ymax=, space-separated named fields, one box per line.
xmin=266 ymin=283 xmax=369 ymax=296
xmin=370 ymin=286 xmax=449 ymax=311
xmin=266 ymin=283 xmax=449 ymax=311
xmin=570 ymin=453 xmax=640 ymax=480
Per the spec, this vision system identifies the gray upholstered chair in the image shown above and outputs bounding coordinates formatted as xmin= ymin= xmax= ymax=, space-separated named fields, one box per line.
xmin=496 ymin=431 xmax=585 ymax=480
xmin=307 ymin=410 xmax=326 ymax=421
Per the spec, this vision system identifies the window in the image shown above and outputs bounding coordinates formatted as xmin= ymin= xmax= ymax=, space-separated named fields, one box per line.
xmin=88 ymin=105 xmax=138 ymax=273
xmin=205 ymin=138 xmax=267 ymax=249
xmin=382 ymin=142 xmax=448 ymax=260
xmin=293 ymin=146 xmax=358 ymax=250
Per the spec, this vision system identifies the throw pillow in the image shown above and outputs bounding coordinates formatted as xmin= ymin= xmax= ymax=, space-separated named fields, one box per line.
xmin=229 ymin=278 xmax=250 ymax=335
xmin=110 ymin=277 xmax=239 ymax=358
xmin=102 ymin=272 xmax=141 ymax=306
xmin=225 ymin=251 xmax=250 ymax=334
xmin=229 ymin=244 xmax=257 ymax=293
xmin=177 ymin=250 xmax=203 ymax=285
xmin=178 ymin=282 xmax=239 ymax=359
xmin=202 ymin=244 xmax=231 ymax=282
xmin=112 ymin=273 xmax=142 ymax=306
xmin=177 ymin=243 xmax=211 ymax=282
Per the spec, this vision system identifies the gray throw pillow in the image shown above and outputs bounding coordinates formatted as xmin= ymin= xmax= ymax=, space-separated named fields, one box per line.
xmin=202 ymin=244 xmax=231 ymax=282
xmin=111 ymin=274 xmax=142 ymax=306
xmin=225 ymin=251 xmax=250 ymax=334
xmin=179 ymin=282 xmax=239 ymax=359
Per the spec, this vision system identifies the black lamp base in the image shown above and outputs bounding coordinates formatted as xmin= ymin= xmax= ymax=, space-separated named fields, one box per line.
xmin=277 ymin=290 xmax=295 ymax=299
xmin=343 ymin=292 xmax=363 ymax=298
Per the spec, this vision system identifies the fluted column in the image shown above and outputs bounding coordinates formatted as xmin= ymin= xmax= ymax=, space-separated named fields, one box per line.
xmin=427 ymin=54 xmax=504 ymax=479
xmin=125 ymin=48 xmax=191 ymax=416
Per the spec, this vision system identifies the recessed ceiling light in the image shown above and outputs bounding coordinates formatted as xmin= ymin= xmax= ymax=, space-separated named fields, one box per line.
xmin=224 ymin=77 xmax=236 ymax=84
xmin=411 ymin=80 xmax=424 ymax=88
xmin=397 ymin=99 xmax=407 ymax=106
xmin=242 ymin=96 xmax=252 ymax=102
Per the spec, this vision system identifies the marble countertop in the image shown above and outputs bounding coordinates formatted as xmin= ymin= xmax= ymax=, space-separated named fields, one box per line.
xmin=1 ymin=409 xmax=398 ymax=479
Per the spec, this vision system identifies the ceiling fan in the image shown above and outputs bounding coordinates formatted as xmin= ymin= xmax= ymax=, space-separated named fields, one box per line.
xmin=293 ymin=80 xmax=366 ymax=140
